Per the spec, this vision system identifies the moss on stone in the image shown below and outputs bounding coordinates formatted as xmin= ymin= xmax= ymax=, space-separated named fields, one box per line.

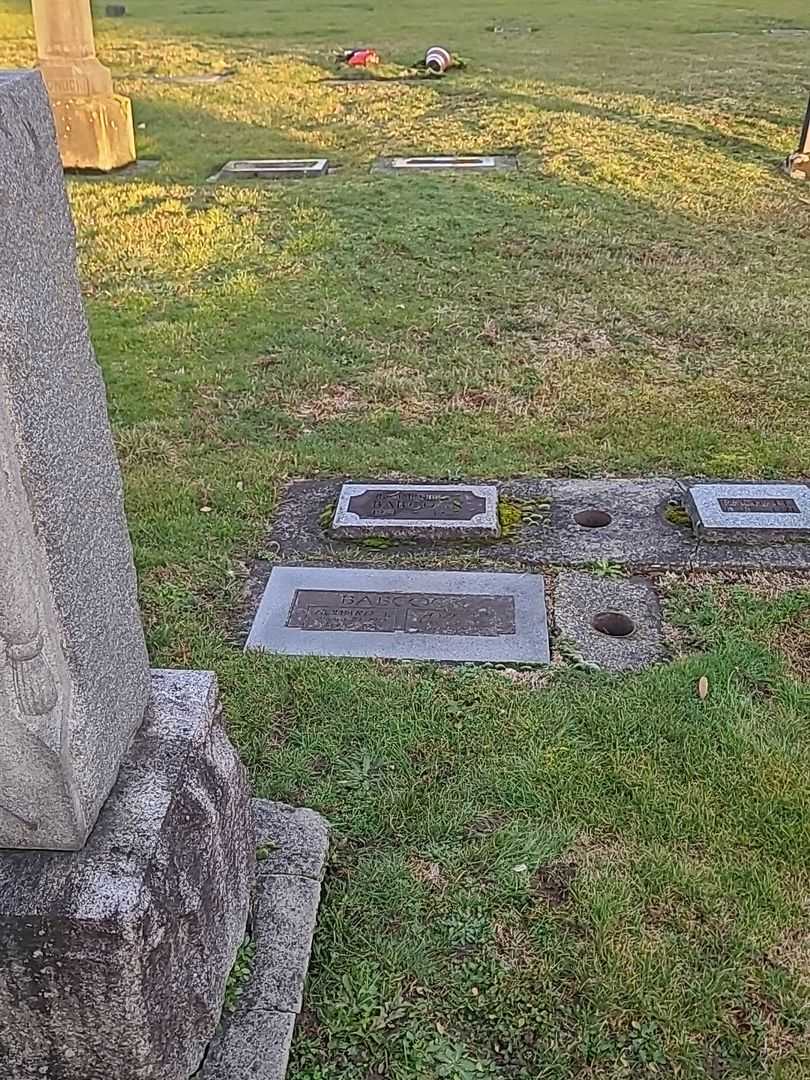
xmin=497 ymin=498 xmax=525 ymax=538
xmin=498 ymin=496 xmax=551 ymax=539
xmin=664 ymin=503 xmax=691 ymax=527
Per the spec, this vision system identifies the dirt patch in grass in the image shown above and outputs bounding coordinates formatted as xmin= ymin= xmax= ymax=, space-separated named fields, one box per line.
xmin=660 ymin=570 xmax=810 ymax=659
xmin=531 ymin=861 xmax=576 ymax=907
xmin=768 ymin=928 xmax=810 ymax=988
xmin=493 ymin=667 xmax=552 ymax=690
xmin=570 ymin=831 xmax=632 ymax=870
xmin=732 ymin=986 xmax=810 ymax=1063
xmin=492 ymin=919 xmax=535 ymax=969
xmin=680 ymin=570 xmax=810 ymax=604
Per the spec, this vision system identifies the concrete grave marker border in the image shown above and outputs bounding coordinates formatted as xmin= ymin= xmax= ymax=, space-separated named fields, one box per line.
xmin=554 ymin=572 xmax=666 ymax=672
xmin=264 ymin=477 xmax=810 ymax=572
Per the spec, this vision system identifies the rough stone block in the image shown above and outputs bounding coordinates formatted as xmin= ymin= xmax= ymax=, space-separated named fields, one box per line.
xmin=0 ymin=670 xmax=255 ymax=1080
xmin=52 ymin=93 xmax=136 ymax=172
xmin=0 ymin=70 xmax=149 ymax=849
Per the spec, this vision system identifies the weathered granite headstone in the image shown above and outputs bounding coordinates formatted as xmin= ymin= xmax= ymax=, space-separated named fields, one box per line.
xmin=31 ymin=0 xmax=136 ymax=171
xmin=0 ymin=670 xmax=255 ymax=1080
xmin=685 ymin=482 xmax=810 ymax=542
xmin=0 ymin=71 xmax=255 ymax=1080
xmin=332 ymin=483 xmax=500 ymax=540
xmin=0 ymin=70 xmax=148 ymax=850
xmin=246 ymin=566 xmax=550 ymax=662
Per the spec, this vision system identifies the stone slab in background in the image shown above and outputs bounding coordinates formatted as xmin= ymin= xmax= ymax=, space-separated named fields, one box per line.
xmin=200 ymin=800 xmax=330 ymax=1080
xmin=210 ymin=158 xmax=329 ymax=181
xmin=685 ymin=482 xmax=810 ymax=543
xmin=0 ymin=69 xmax=149 ymax=849
xmin=147 ymin=70 xmax=234 ymax=84
xmin=784 ymin=151 xmax=810 ymax=179
xmin=554 ymin=572 xmax=666 ymax=673
xmin=332 ymin=483 xmax=500 ymax=540
xmin=246 ymin=566 xmax=550 ymax=663
xmin=374 ymin=154 xmax=518 ymax=173
xmin=0 ymin=670 xmax=254 ymax=1080
xmin=69 ymin=157 xmax=160 ymax=180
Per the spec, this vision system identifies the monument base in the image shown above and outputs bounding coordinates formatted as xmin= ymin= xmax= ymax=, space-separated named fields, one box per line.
xmin=0 ymin=669 xmax=255 ymax=1080
xmin=51 ymin=93 xmax=136 ymax=171
xmin=783 ymin=151 xmax=810 ymax=180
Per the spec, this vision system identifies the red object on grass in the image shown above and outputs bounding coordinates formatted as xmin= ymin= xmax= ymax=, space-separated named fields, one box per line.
xmin=347 ymin=48 xmax=380 ymax=66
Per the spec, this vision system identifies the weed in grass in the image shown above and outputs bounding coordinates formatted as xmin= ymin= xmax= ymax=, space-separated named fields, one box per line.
xmin=586 ymin=559 xmax=629 ymax=578
xmin=223 ymin=935 xmax=256 ymax=1014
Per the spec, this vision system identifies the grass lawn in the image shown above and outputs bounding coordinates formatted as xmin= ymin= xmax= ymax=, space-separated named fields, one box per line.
xmin=2 ymin=0 xmax=810 ymax=1075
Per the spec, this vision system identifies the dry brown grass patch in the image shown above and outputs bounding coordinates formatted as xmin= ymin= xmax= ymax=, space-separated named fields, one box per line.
xmin=771 ymin=608 xmax=810 ymax=682
xmin=768 ymin=927 xmax=810 ymax=988
xmin=408 ymin=856 xmax=447 ymax=890
xmin=292 ymin=384 xmax=366 ymax=422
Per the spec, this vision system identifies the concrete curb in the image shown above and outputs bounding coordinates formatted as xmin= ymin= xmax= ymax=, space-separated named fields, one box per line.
xmin=198 ymin=800 xmax=330 ymax=1080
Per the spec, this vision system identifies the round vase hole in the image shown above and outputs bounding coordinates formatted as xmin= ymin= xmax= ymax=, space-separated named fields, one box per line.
xmin=592 ymin=611 xmax=635 ymax=638
xmin=574 ymin=509 xmax=612 ymax=528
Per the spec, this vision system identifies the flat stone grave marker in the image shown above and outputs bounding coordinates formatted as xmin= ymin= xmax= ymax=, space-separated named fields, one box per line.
xmin=332 ymin=483 xmax=500 ymax=540
xmin=685 ymin=483 xmax=810 ymax=542
xmin=147 ymin=71 xmax=235 ymax=85
xmin=246 ymin=567 xmax=549 ymax=663
xmin=211 ymin=158 xmax=329 ymax=181
xmin=374 ymin=154 xmax=518 ymax=173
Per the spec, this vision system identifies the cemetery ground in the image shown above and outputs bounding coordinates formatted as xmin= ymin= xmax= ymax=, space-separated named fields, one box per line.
xmin=2 ymin=0 xmax=810 ymax=1075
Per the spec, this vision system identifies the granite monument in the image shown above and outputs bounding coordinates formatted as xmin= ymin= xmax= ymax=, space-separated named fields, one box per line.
xmin=0 ymin=69 xmax=254 ymax=1080
xmin=31 ymin=0 xmax=136 ymax=170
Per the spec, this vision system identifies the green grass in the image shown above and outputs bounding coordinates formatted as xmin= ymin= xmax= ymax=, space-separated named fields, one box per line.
xmin=2 ymin=0 xmax=810 ymax=1075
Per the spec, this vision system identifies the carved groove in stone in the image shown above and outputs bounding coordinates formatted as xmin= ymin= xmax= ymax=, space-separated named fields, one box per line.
xmin=0 ymin=801 xmax=38 ymax=833
xmin=9 ymin=637 xmax=58 ymax=716
xmin=0 ymin=387 xmax=61 ymax=740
